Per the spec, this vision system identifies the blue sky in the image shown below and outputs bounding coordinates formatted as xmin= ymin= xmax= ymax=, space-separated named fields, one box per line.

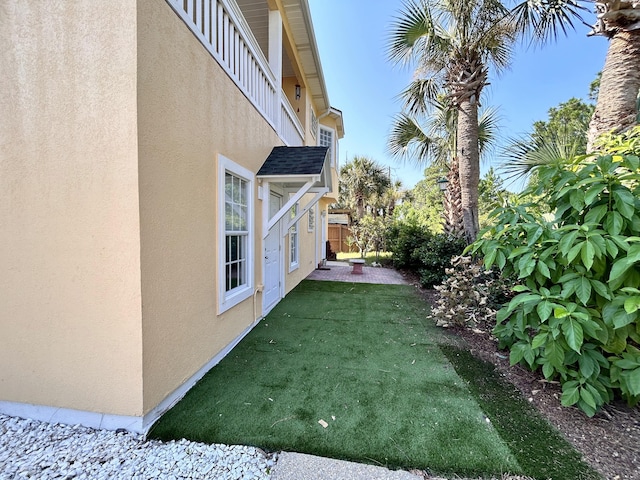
xmin=307 ymin=0 xmax=610 ymax=190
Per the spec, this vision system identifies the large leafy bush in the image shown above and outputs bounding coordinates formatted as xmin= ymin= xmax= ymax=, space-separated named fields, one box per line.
xmin=470 ymin=128 xmax=640 ymax=416
xmin=387 ymin=223 xmax=466 ymax=287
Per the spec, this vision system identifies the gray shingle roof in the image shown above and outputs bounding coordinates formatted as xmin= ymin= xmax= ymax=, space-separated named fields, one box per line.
xmin=257 ymin=146 xmax=329 ymax=177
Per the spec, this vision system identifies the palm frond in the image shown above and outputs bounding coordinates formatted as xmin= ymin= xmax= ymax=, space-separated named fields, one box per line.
xmin=499 ymin=130 xmax=581 ymax=181
xmin=398 ymin=78 xmax=442 ymax=116
xmin=387 ymin=0 xmax=437 ymax=66
xmin=509 ymin=0 xmax=590 ymax=45
xmin=388 ymin=113 xmax=434 ymax=163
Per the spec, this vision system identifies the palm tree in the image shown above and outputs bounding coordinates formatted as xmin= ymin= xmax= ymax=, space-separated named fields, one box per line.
xmin=388 ymin=96 xmax=500 ymax=237
xmin=339 ymin=156 xmax=391 ymax=220
xmin=388 ymin=0 xmax=515 ymax=243
xmin=509 ymin=1 xmax=640 ymax=150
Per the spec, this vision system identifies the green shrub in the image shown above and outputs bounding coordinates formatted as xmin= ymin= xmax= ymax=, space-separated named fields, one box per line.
xmin=386 ymin=222 xmax=433 ymax=269
xmin=469 ymin=132 xmax=640 ymax=416
xmin=417 ymin=234 xmax=467 ymax=287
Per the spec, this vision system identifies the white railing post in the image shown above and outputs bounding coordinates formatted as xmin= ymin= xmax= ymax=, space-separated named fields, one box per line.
xmin=268 ymin=9 xmax=282 ymax=136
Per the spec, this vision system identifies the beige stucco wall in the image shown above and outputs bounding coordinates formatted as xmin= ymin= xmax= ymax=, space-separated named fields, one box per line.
xmin=137 ymin=0 xmax=282 ymax=413
xmin=0 ymin=2 xmax=144 ymax=415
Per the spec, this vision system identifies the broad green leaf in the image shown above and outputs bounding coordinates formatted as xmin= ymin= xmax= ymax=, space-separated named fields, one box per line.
xmin=613 ymin=308 xmax=636 ymax=329
xmin=615 ymin=358 xmax=640 ymax=369
xmin=627 ymin=244 xmax=640 ymax=263
xmin=537 ymin=301 xmax=553 ymax=322
xmin=570 ymin=189 xmax=585 ymax=211
xmin=605 ymin=238 xmax=620 ymax=258
xmin=562 ymin=318 xmax=584 ymax=353
xmin=579 ymin=353 xmax=596 ymax=378
xmin=484 ymin=249 xmax=497 ymax=269
xmin=623 ymin=368 xmax=640 ymax=396
xmin=509 ymin=343 xmax=527 ymax=366
xmin=624 ymin=296 xmax=640 ymax=314
xmin=542 ymin=361 xmax=555 ymax=379
xmin=609 ymin=258 xmax=632 ymax=288
xmin=605 ymin=335 xmax=627 ymax=355
xmin=532 ymin=331 xmax=548 ymax=349
xmin=554 ymin=306 xmax=570 ymax=319
xmin=613 ymin=190 xmax=635 ymax=220
xmin=544 ymin=340 xmax=565 ymax=369
xmin=526 ymin=226 xmax=544 ymax=246
xmin=536 ymin=261 xmax=551 ymax=279
xmin=512 ymin=285 xmax=530 ymax=293
xmin=508 ymin=246 xmax=531 ymax=259
xmin=558 ymin=230 xmax=580 ymax=256
xmin=605 ymin=211 xmax=624 ymax=236
xmin=624 ymin=154 xmax=640 ymax=170
xmin=584 ymin=204 xmax=608 ymax=224
xmin=561 ymin=384 xmax=580 ymax=406
xmin=579 ymin=386 xmax=597 ymax=410
xmin=584 ymin=183 xmax=606 ymax=205
xmin=496 ymin=250 xmax=506 ymax=270
xmin=567 ymin=242 xmax=583 ymax=264
xmin=590 ymin=279 xmax=611 ymax=300
xmin=576 ymin=276 xmax=592 ymax=305
xmin=581 ymin=241 xmax=595 ymax=270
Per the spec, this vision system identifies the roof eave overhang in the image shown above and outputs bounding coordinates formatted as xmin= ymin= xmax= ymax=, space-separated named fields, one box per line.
xmin=282 ymin=0 xmax=330 ymax=112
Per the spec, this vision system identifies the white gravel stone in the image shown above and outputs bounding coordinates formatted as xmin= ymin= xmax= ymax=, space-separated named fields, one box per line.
xmin=0 ymin=414 xmax=276 ymax=480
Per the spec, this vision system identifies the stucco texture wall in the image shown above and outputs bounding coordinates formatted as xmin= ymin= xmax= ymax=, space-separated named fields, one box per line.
xmin=136 ymin=0 xmax=282 ymax=413
xmin=0 ymin=2 xmax=144 ymax=415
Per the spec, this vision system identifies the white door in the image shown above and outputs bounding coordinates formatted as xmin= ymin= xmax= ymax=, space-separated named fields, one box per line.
xmin=263 ymin=192 xmax=281 ymax=314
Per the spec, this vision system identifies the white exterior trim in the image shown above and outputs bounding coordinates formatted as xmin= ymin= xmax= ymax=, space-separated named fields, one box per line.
xmin=218 ymin=154 xmax=254 ymax=314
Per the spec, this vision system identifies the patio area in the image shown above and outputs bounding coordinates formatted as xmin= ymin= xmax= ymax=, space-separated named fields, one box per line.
xmin=306 ymin=261 xmax=410 ymax=285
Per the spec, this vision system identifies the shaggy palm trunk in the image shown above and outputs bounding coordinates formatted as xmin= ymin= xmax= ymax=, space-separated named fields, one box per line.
xmin=457 ymin=98 xmax=480 ymax=244
xmin=587 ymin=30 xmax=640 ymax=151
xmin=443 ymin=157 xmax=465 ymax=238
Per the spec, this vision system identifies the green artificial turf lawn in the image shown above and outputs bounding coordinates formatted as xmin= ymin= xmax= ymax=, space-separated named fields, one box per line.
xmin=150 ymin=280 xmax=596 ymax=478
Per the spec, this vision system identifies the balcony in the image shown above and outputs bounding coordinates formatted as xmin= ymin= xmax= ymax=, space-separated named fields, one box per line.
xmin=166 ymin=0 xmax=305 ymax=147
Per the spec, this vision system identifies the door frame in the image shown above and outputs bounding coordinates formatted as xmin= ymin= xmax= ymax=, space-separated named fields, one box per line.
xmin=262 ymin=189 xmax=284 ymax=315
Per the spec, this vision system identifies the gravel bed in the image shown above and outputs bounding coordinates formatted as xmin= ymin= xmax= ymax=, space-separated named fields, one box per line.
xmin=0 ymin=414 xmax=276 ymax=479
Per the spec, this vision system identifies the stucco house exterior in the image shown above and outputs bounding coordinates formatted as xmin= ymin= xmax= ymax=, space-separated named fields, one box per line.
xmin=1 ymin=0 xmax=343 ymax=434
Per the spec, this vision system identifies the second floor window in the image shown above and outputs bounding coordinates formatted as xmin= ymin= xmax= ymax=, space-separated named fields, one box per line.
xmin=319 ymin=127 xmax=334 ymax=166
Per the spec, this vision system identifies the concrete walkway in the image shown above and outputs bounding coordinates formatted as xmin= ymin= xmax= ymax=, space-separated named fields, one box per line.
xmin=271 ymin=452 xmax=423 ymax=480
xmin=306 ymin=261 xmax=410 ymax=285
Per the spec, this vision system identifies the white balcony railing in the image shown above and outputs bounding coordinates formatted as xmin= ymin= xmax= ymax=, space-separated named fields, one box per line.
xmin=166 ymin=0 xmax=305 ymax=146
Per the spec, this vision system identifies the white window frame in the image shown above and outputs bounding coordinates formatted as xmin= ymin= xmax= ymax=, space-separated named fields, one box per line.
xmin=308 ymin=204 xmax=316 ymax=232
xmin=218 ymin=154 xmax=254 ymax=314
xmin=319 ymin=126 xmax=335 ymax=167
xmin=289 ymin=202 xmax=299 ymax=272
xmin=310 ymin=110 xmax=318 ymax=139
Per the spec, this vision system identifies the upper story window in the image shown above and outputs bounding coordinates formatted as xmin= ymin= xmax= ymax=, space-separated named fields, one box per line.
xmin=319 ymin=127 xmax=334 ymax=167
xmin=311 ymin=110 xmax=318 ymax=139
xmin=218 ymin=154 xmax=254 ymax=314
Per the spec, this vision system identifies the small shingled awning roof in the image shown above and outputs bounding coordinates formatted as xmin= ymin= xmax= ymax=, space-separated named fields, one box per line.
xmin=257 ymin=146 xmax=332 ymax=238
xmin=257 ymin=146 xmax=330 ymax=187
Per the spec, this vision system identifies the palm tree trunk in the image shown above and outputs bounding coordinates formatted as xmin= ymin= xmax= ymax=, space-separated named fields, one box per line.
xmin=457 ymin=98 xmax=480 ymax=244
xmin=587 ymin=30 xmax=640 ymax=151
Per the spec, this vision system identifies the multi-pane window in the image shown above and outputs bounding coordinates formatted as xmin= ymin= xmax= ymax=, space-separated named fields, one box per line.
xmin=319 ymin=127 xmax=334 ymax=166
xmin=218 ymin=154 xmax=253 ymax=314
xmin=225 ymin=173 xmax=248 ymax=292
xmin=289 ymin=203 xmax=299 ymax=269
xmin=308 ymin=205 xmax=315 ymax=232
xmin=311 ymin=110 xmax=318 ymax=139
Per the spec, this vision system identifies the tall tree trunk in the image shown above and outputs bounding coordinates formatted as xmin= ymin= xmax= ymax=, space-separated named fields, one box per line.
xmin=587 ymin=30 xmax=640 ymax=151
xmin=457 ymin=98 xmax=480 ymax=244
xmin=443 ymin=157 xmax=465 ymax=238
